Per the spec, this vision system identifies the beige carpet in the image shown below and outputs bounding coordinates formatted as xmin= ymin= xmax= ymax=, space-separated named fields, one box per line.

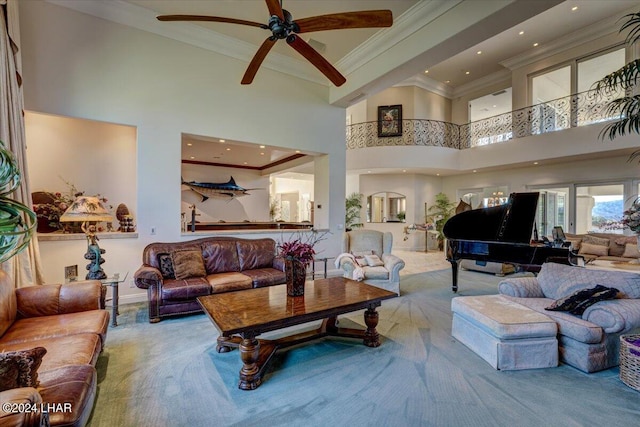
xmin=87 ymin=265 xmax=640 ymax=427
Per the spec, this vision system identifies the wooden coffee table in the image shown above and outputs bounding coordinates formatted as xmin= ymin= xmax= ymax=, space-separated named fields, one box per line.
xmin=197 ymin=277 xmax=397 ymax=390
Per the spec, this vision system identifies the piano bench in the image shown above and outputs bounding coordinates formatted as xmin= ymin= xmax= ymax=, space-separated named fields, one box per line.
xmin=460 ymin=260 xmax=516 ymax=276
xmin=451 ymin=295 xmax=558 ymax=370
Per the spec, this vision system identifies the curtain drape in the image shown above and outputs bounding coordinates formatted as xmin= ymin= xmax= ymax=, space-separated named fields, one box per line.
xmin=0 ymin=0 xmax=45 ymax=287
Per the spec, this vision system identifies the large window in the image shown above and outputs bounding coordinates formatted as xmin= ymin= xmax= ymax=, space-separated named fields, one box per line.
xmin=531 ymin=66 xmax=571 ymax=133
xmin=468 ymin=88 xmax=514 ymax=146
xmin=529 ymin=46 xmax=626 ymax=133
xmin=575 ymin=184 xmax=624 ymax=234
xmin=577 ymin=47 xmax=626 ymax=126
xmin=577 ymin=48 xmax=625 ymax=92
xmin=534 ymin=188 xmax=569 ymax=238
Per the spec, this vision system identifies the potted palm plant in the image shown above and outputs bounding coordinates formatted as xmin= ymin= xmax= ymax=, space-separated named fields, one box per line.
xmin=345 ymin=192 xmax=363 ymax=231
xmin=428 ymin=192 xmax=455 ymax=251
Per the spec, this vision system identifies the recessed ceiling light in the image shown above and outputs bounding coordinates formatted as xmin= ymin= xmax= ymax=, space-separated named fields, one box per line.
xmin=436 ymin=173 xmax=440 ymax=176
xmin=534 ymin=161 xmax=539 ymax=165
xmin=477 ymin=50 xmax=482 ymax=55
xmin=295 ymin=150 xmax=301 ymax=153
xmin=465 ymin=71 xmax=470 ymax=75
xmin=260 ymin=145 xmax=265 ymax=148
xmin=219 ymin=139 xmax=225 ymax=142
xmin=402 ymin=169 xmax=406 ymax=172
xmin=260 ymin=152 xmax=265 ymax=155
xmin=424 ymin=70 xmax=429 ymax=74
xmin=445 ymin=80 xmax=450 ymax=83
xmin=473 ymin=170 xmax=477 ymax=173
xmin=367 ymin=170 xmax=371 ymax=173
xmin=190 ymin=156 xmax=194 ymax=159
xmin=571 ymin=6 xmax=578 ymax=11
xmin=226 ymin=148 xmax=231 ymax=151
xmin=187 ymin=143 xmax=192 ymax=146
xmin=493 ymin=105 xmax=497 ymax=108
xmin=533 ymin=42 xmax=539 ymax=47
xmin=243 ymin=162 xmax=248 ymax=165
xmin=519 ymin=31 xmax=524 ymax=35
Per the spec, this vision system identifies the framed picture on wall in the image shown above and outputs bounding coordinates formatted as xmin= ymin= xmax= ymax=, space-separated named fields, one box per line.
xmin=377 ymin=105 xmax=402 ymax=137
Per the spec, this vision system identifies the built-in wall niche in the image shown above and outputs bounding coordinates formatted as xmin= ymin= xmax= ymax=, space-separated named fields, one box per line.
xmin=367 ymin=192 xmax=406 ymax=223
xmin=24 ymin=111 xmax=137 ymax=236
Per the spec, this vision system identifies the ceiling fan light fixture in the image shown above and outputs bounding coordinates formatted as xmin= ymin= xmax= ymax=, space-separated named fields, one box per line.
xmin=157 ymin=1 xmax=392 ymax=87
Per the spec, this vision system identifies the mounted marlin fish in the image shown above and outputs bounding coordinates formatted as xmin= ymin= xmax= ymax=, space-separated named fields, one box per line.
xmin=181 ymin=176 xmax=260 ymax=201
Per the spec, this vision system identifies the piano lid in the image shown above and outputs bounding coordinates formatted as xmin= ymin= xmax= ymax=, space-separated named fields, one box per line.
xmin=442 ymin=192 xmax=540 ymax=244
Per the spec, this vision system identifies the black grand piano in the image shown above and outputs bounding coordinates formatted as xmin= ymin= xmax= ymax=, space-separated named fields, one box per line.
xmin=443 ymin=192 xmax=572 ymax=292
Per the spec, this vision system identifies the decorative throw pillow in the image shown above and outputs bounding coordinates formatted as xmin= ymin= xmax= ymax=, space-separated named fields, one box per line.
xmin=364 ymin=254 xmax=384 ymax=267
xmin=622 ymin=243 xmax=640 ymax=259
xmin=581 ymin=235 xmax=610 ymax=247
xmin=157 ymin=253 xmax=175 ymax=279
xmin=565 ymin=237 xmax=582 ymax=251
xmin=352 ymin=250 xmax=373 ymax=258
xmin=0 ymin=347 xmax=47 ymax=391
xmin=351 ymin=251 xmax=372 ymax=267
xmin=615 ymin=236 xmax=638 ymax=247
xmin=546 ymin=285 xmax=608 ymax=312
xmin=0 ymin=355 xmax=20 ymax=392
xmin=171 ymin=250 xmax=206 ymax=280
xmin=578 ymin=242 xmax=609 ymax=257
xmin=545 ymin=285 xmax=618 ymax=315
xmin=569 ymin=286 xmax=619 ymax=315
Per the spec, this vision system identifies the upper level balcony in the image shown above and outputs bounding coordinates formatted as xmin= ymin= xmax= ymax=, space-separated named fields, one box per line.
xmin=347 ymin=89 xmax=621 ymax=151
xmin=345 ymin=89 xmax=638 ymax=175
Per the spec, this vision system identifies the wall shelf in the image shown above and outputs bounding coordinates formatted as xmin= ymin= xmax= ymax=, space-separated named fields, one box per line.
xmin=37 ymin=232 xmax=138 ymax=242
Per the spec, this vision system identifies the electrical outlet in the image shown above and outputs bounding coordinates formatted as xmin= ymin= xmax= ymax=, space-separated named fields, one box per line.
xmin=150 ymin=226 xmax=156 ymax=235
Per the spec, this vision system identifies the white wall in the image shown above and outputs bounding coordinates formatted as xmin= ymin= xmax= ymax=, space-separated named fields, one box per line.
xmin=19 ymin=1 xmax=346 ymax=301
xmin=25 ymin=112 xmax=137 ymax=211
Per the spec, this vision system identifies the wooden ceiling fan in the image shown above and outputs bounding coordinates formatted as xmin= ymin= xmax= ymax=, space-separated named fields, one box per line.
xmin=157 ymin=0 xmax=393 ymax=86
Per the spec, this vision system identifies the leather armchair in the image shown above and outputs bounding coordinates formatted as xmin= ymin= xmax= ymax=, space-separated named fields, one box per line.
xmin=339 ymin=230 xmax=405 ymax=295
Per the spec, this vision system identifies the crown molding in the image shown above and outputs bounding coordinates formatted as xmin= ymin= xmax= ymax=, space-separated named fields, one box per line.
xmin=499 ymin=7 xmax=630 ymax=71
xmin=394 ymin=74 xmax=454 ymax=98
xmin=336 ymin=0 xmax=464 ymax=75
xmin=452 ymin=69 xmax=512 ymax=99
xmin=45 ymin=0 xmax=327 ymax=86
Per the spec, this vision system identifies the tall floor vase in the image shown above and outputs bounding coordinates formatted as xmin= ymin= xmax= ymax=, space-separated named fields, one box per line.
xmin=285 ymin=258 xmax=306 ymax=296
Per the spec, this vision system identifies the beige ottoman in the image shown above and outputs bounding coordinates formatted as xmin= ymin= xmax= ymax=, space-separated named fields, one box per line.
xmin=451 ymin=295 xmax=558 ymax=370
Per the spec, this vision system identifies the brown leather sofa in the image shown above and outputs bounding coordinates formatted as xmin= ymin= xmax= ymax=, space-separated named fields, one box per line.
xmin=134 ymin=237 xmax=286 ymax=323
xmin=0 ymin=270 xmax=109 ymax=427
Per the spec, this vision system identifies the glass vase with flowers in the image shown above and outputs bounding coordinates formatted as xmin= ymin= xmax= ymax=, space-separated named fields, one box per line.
xmin=278 ymin=230 xmax=328 ymax=296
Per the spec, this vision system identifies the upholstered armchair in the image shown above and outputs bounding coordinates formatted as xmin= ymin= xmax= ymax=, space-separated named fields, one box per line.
xmin=339 ymin=230 xmax=405 ymax=295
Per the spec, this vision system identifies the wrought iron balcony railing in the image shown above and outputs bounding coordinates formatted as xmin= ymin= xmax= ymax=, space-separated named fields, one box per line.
xmin=346 ymin=89 xmax=622 ymax=150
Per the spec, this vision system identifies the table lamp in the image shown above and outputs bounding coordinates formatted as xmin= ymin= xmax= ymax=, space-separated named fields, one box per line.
xmin=59 ymin=195 xmax=113 ymax=280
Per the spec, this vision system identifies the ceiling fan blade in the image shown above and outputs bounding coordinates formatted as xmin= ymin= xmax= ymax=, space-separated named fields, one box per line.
xmin=286 ymin=35 xmax=346 ymax=87
xmin=295 ymin=10 xmax=393 ymax=33
xmin=241 ymin=37 xmax=277 ymax=85
xmin=265 ymin=0 xmax=285 ymax=20
xmin=157 ymin=15 xmax=267 ymax=29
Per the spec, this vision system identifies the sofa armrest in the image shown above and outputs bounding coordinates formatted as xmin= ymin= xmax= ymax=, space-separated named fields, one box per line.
xmin=382 ymin=254 xmax=405 ymax=281
xmin=498 ymin=277 xmax=544 ymax=298
xmin=583 ymin=298 xmax=640 ymax=334
xmin=16 ymin=281 xmax=102 ymax=318
xmin=0 ymin=387 xmax=49 ymax=427
xmin=273 ymin=257 xmax=285 ymax=272
xmin=134 ymin=265 xmax=163 ymax=290
xmin=338 ymin=258 xmax=357 ymax=278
